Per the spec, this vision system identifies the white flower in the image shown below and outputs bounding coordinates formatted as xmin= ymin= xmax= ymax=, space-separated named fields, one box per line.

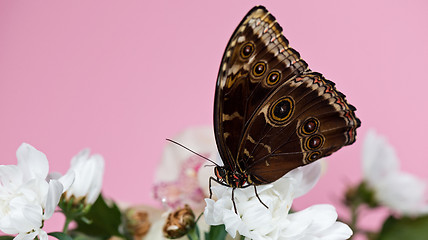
xmin=0 ymin=143 xmax=64 ymax=240
xmin=362 ymin=130 xmax=428 ymax=215
xmin=153 ymin=126 xmax=218 ymax=210
xmin=204 ymin=162 xmax=352 ymax=240
xmin=63 ymin=149 xmax=105 ymax=205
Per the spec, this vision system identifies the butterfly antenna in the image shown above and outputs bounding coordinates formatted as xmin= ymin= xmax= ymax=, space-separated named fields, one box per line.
xmin=165 ymin=139 xmax=219 ymax=166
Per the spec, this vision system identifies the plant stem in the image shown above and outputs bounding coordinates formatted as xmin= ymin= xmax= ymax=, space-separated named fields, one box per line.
xmin=347 ymin=199 xmax=363 ymax=240
xmin=350 ymin=204 xmax=359 ymax=232
xmin=195 ymin=212 xmax=203 ymax=224
xmin=62 ymin=216 xmax=72 ymax=234
xmin=187 ymin=227 xmax=199 ymax=240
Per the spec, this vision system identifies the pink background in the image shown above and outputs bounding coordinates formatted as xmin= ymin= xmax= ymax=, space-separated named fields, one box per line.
xmin=1 ymin=0 xmax=427 ymax=236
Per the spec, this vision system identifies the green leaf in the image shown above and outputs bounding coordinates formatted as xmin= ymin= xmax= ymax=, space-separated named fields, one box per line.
xmin=71 ymin=194 xmax=124 ymax=239
xmin=377 ymin=214 xmax=428 ymax=240
xmin=204 ymin=225 xmax=228 ymax=240
xmin=48 ymin=232 xmax=73 ymax=240
xmin=69 ymin=232 xmax=105 ymax=240
xmin=0 ymin=236 xmax=14 ymax=240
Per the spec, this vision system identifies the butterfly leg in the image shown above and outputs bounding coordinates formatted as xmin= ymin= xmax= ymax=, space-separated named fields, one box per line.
xmin=231 ymin=187 xmax=238 ymax=214
xmin=209 ymin=177 xmax=215 ymax=199
xmin=208 ymin=177 xmax=239 ymax=214
xmin=254 ymin=185 xmax=268 ymax=209
xmin=209 ymin=176 xmax=229 ymax=198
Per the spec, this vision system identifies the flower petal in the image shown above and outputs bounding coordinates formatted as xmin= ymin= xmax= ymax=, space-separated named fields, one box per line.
xmin=290 ymin=161 xmax=322 ymax=199
xmin=70 ymin=148 xmax=91 ymax=166
xmin=16 ymin=143 xmax=49 ymax=181
xmin=203 ymin=199 xmax=217 ymax=225
xmin=155 ymin=126 xmax=217 ymax=183
xmin=318 ymin=222 xmax=353 ymax=240
xmin=284 ymin=205 xmax=352 ymax=239
xmin=222 ymin=210 xmax=243 ymax=238
xmin=0 ymin=165 xmax=23 ymax=191
xmin=14 ymin=231 xmax=38 ymax=240
xmin=38 ymin=229 xmax=48 ymax=240
xmin=44 ymin=179 xmax=63 ymax=219
xmin=376 ymin=172 xmax=427 ymax=214
xmin=9 ymin=199 xmax=43 ymax=233
xmin=86 ymin=154 xmax=104 ymax=204
xmin=363 ymin=130 xmax=399 ymax=183
xmin=58 ymin=170 xmax=75 ymax=193
xmin=67 ymin=152 xmax=94 ymax=198
xmin=287 ymin=205 xmax=338 ymax=234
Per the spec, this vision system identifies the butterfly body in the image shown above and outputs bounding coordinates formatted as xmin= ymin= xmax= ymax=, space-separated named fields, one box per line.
xmin=214 ymin=166 xmax=247 ymax=188
xmin=210 ymin=6 xmax=360 ymax=211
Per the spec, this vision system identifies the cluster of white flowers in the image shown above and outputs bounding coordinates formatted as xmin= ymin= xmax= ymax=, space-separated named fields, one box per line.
xmin=201 ymin=129 xmax=428 ymax=240
xmin=0 ymin=143 xmax=104 ymax=240
xmin=204 ymin=161 xmax=353 ymax=240
xmin=3 ymin=128 xmax=427 ymax=240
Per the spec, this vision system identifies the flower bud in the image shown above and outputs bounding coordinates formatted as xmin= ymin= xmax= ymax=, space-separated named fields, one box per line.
xmin=63 ymin=149 xmax=104 ymax=205
xmin=125 ymin=209 xmax=151 ymax=239
xmin=344 ymin=182 xmax=378 ymax=208
xmin=163 ymin=204 xmax=195 ymax=239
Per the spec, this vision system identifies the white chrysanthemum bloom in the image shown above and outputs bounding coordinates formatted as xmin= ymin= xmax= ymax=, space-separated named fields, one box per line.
xmin=63 ymin=149 xmax=104 ymax=205
xmin=0 ymin=143 xmax=64 ymax=240
xmin=204 ymin=162 xmax=352 ymax=240
xmin=363 ymin=130 xmax=428 ymax=215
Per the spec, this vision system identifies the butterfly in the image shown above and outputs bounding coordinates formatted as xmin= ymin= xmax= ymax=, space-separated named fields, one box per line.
xmin=209 ymin=5 xmax=361 ymax=212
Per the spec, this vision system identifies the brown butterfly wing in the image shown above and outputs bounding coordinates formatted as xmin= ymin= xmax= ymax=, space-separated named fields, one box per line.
xmin=214 ymin=6 xmax=361 ymax=182
xmin=214 ymin=6 xmax=308 ymax=171
xmin=238 ymin=72 xmax=360 ymax=183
